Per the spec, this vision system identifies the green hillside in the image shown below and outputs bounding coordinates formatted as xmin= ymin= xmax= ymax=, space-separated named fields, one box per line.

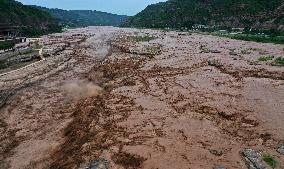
xmin=0 ymin=0 xmax=61 ymax=37
xmin=123 ymin=0 xmax=284 ymax=32
xmin=37 ymin=7 xmax=129 ymax=27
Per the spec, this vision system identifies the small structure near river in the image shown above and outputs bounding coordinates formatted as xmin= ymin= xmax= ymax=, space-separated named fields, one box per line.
xmin=0 ymin=23 xmax=27 ymax=51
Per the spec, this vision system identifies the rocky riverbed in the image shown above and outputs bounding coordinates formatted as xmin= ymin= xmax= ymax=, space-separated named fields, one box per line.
xmin=0 ymin=27 xmax=283 ymax=169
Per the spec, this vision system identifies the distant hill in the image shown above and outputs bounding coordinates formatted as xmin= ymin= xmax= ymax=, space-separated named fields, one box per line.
xmin=37 ymin=7 xmax=129 ymax=27
xmin=123 ymin=0 xmax=284 ymax=31
xmin=0 ymin=0 xmax=129 ymax=37
xmin=0 ymin=0 xmax=61 ymax=37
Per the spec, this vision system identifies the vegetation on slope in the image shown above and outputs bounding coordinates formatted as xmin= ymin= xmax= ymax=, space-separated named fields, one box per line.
xmin=210 ymin=32 xmax=284 ymax=44
xmin=123 ymin=0 xmax=284 ymax=32
xmin=37 ymin=7 xmax=129 ymax=27
xmin=0 ymin=41 xmax=15 ymax=51
xmin=0 ymin=0 xmax=128 ymax=37
xmin=0 ymin=0 xmax=61 ymax=37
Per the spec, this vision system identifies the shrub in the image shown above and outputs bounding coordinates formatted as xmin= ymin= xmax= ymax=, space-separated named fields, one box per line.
xmin=262 ymin=154 xmax=277 ymax=169
xmin=0 ymin=60 xmax=7 ymax=69
xmin=274 ymin=57 xmax=284 ymax=65
xmin=0 ymin=41 xmax=15 ymax=51
xmin=258 ymin=55 xmax=274 ymax=61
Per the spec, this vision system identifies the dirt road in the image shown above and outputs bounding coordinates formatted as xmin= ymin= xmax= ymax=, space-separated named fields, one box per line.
xmin=0 ymin=27 xmax=283 ymax=169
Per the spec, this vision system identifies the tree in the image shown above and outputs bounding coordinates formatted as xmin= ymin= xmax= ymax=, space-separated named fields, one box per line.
xmin=0 ymin=41 xmax=15 ymax=51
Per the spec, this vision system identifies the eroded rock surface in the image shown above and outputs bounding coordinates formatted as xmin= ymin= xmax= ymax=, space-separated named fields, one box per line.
xmin=240 ymin=149 xmax=267 ymax=169
xmin=277 ymin=145 xmax=284 ymax=155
